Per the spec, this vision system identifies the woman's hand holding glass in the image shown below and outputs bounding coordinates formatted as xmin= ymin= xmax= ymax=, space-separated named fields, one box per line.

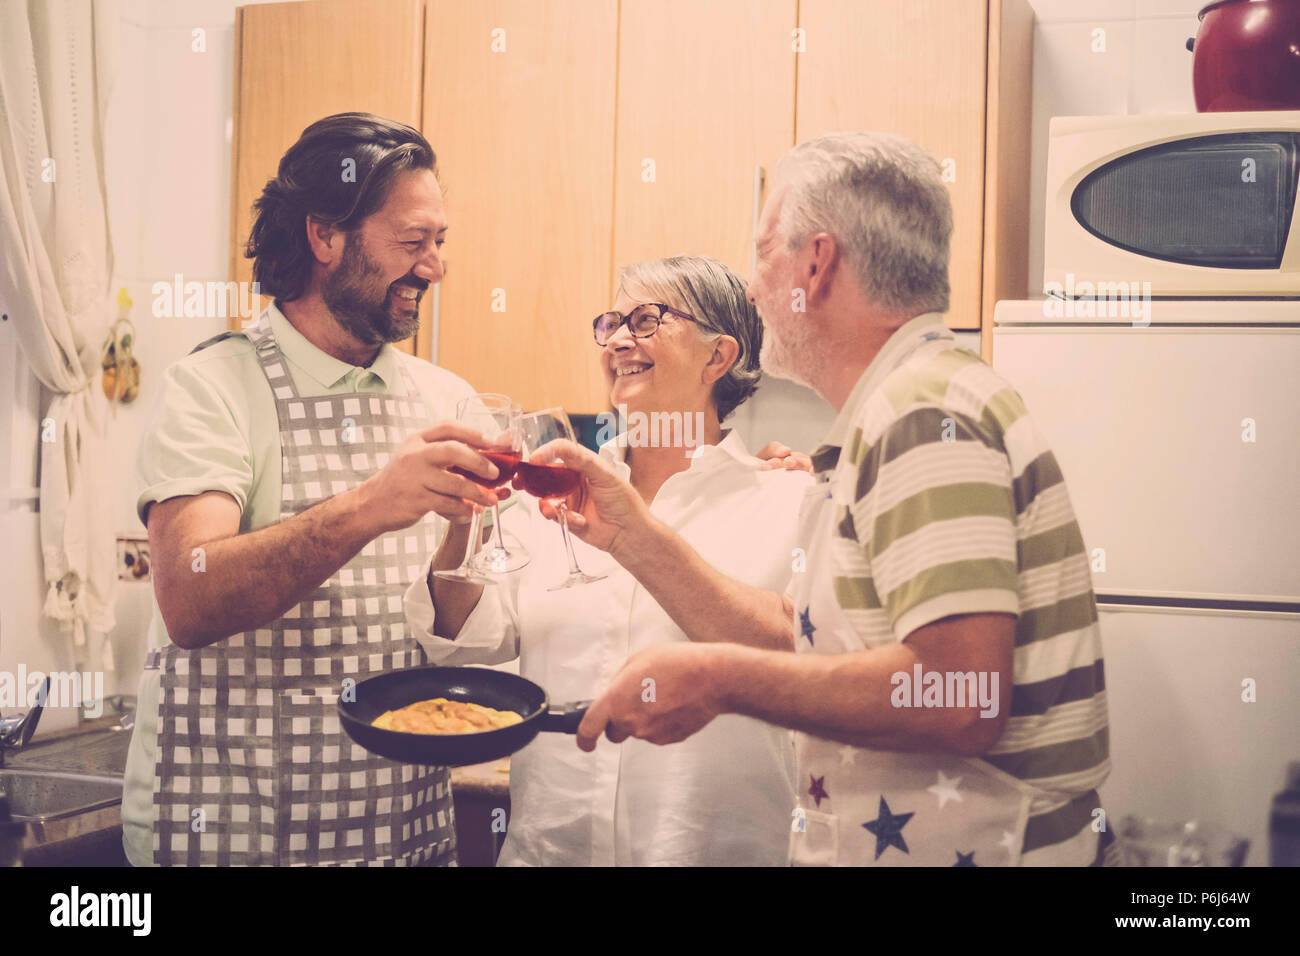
xmin=514 ymin=431 xmax=654 ymax=566
xmin=515 ymin=409 xmax=612 ymax=590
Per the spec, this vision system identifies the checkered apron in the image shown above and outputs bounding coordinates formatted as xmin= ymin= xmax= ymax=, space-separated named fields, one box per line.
xmin=151 ymin=311 xmax=456 ymax=866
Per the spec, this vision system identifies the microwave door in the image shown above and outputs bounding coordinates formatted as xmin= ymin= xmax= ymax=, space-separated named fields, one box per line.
xmin=1044 ymin=113 xmax=1300 ymax=297
xmin=1071 ymin=132 xmax=1298 ymax=271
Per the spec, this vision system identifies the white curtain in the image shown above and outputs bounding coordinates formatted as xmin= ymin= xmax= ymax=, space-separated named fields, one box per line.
xmin=0 ymin=0 xmax=119 ymax=669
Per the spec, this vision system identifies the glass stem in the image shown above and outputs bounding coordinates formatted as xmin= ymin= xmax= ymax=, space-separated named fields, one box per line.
xmin=555 ymin=501 xmax=583 ymax=575
xmin=491 ymin=503 xmax=507 ymax=552
xmin=457 ymin=507 xmax=486 ymax=571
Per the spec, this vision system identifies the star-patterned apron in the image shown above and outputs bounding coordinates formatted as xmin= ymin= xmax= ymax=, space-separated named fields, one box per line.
xmin=150 ymin=311 xmax=455 ymax=866
xmin=788 ymin=464 xmax=1039 ymax=868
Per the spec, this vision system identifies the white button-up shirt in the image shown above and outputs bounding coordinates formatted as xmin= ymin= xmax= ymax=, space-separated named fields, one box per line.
xmin=404 ymin=430 xmax=811 ymax=865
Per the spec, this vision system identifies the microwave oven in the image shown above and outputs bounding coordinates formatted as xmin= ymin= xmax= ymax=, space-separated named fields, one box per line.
xmin=1044 ymin=111 xmax=1300 ymax=298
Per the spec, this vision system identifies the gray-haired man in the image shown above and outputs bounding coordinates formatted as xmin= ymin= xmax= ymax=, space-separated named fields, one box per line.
xmin=539 ymin=131 xmax=1113 ymax=866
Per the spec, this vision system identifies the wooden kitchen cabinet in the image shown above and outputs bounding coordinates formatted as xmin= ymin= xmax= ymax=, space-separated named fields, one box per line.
xmin=228 ymin=0 xmax=428 ymax=356
xmin=229 ymin=0 xmax=1030 ymax=403
xmin=229 ymin=0 xmax=618 ymax=409
xmin=423 ymin=0 xmax=618 ymax=413
xmin=796 ymin=0 xmax=1032 ymax=357
xmin=611 ymin=0 xmax=797 ymax=284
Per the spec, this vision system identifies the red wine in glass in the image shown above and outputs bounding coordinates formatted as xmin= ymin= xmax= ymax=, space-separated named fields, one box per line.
xmin=515 ymin=461 xmax=581 ymax=499
xmin=518 ymin=407 xmax=606 ymax=590
xmin=453 ymin=449 xmax=520 ymax=489
xmin=433 ymin=394 xmax=529 ymax=582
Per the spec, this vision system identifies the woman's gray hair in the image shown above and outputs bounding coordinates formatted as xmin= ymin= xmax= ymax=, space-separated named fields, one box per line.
xmin=618 ymin=255 xmax=761 ymax=423
xmin=775 ymin=131 xmax=952 ymax=315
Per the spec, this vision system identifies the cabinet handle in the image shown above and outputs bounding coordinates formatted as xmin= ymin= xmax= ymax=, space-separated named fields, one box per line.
xmin=750 ymin=164 xmax=765 ymax=279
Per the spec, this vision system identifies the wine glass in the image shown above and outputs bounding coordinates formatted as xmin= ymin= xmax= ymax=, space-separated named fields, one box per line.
xmin=433 ymin=394 xmax=529 ymax=582
xmin=517 ymin=408 xmax=607 ymax=590
xmin=470 ymin=413 xmax=531 ymax=576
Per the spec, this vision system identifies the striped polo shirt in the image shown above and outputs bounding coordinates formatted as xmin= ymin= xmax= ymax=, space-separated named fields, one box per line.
xmin=814 ymin=312 xmax=1112 ymax=865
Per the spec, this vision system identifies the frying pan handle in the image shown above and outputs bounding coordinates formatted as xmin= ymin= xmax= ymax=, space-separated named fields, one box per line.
xmin=540 ymin=700 xmax=591 ymax=735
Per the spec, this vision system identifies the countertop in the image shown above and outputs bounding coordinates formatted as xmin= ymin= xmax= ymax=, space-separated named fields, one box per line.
xmin=7 ymin=722 xmax=509 ymax=864
xmin=450 ymin=758 xmax=511 ymax=800
xmin=12 ymin=722 xmax=510 ymax=791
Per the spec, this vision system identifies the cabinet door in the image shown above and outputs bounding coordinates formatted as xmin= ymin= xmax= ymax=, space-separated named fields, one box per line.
xmin=229 ymin=0 xmax=427 ymax=355
xmin=612 ymin=0 xmax=797 ymax=284
xmin=795 ymin=0 xmax=988 ymax=331
xmin=424 ymin=0 xmax=617 ymax=413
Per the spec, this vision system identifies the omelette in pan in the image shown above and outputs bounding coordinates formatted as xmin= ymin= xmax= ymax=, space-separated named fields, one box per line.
xmin=372 ymin=697 xmax=524 ymax=735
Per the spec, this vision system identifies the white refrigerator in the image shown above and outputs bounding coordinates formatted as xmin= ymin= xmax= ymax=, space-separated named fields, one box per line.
xmin=993 ymin=298 xmax=1300 ymax=865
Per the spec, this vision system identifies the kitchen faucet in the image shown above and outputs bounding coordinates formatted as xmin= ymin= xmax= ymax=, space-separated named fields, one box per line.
xmin=0 ymin=677 xmax=50 ymax=769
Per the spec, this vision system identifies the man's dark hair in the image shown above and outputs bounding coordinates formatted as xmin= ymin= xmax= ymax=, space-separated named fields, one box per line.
xmin=246 ymin=112 xmax=437 ymax=301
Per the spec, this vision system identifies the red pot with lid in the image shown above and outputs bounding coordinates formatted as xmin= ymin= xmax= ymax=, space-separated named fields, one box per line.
xmin=1187 ymin=0 xmax=1300 ymax=111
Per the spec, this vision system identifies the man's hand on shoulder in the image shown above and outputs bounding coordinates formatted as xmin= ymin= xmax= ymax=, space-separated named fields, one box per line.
xmin=755 ymin=440 xmax=814 ymax=473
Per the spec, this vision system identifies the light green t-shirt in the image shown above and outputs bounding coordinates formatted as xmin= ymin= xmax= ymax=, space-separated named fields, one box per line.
xmin=121 ymin=302 xmax=476 ymax=866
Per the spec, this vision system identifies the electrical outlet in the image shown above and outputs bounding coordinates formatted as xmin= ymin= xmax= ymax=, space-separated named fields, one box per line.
xmin=116 ymin=535 xmax=151 ymax=582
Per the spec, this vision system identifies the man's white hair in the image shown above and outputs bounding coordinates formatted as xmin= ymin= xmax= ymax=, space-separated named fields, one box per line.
xmin=775 ymin=131 xmax=953 ymax=315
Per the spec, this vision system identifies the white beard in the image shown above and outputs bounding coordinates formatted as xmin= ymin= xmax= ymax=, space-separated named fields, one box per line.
xmin=759 ymin=323 xmax=815 ymax=390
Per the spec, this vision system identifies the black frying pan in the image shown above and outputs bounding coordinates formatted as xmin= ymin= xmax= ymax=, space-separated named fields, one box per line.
xmin=337 ymin=665 xmax=589 ymax=767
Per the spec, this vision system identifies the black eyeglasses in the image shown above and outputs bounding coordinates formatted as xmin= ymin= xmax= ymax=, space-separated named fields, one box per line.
xmin=593 ymin=303 xmax=696 ymax=346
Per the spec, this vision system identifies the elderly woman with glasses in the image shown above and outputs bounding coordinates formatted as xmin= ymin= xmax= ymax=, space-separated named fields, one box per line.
xmin=404 ymin=255 xmax=811 ymax=866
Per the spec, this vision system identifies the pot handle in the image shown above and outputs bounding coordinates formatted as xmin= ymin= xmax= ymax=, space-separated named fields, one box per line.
xmin=1186 ymin=37 xmax=1195 ymax=52
xmin=540 ymin=700 xmax=591 ymax=734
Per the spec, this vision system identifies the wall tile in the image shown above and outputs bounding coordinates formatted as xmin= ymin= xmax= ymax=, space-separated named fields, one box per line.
xmin=104 ymin=18 xmax=150 ymax=283
xmin=1135 ymin=0 xmax=1205 ymax=18
xmin=1131 ymin=15 xmax=1200 ymax=113
xmin=121 ymin=0 xmax=306 ymax=30
xmin=105 ymin=277 xmax=227 ymax=535
xmin=1027 ymin=0 xmax=1137 ymax=23
xmin=98 ymin=578 xmax=154 ymax=701
xmin=106 ymin=23 xmax=235 ymax=283
xmin=0 ymin=514 xmax=84 ymax=736
xmin=134 ymin=28 xmax=235 ymax=280
xmin=1027 ymin=18 xmax=1136 ymax=293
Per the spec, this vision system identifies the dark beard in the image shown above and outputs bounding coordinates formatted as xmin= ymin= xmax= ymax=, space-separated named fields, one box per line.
xmin=320 ymin=232 xmax=421 ymax=346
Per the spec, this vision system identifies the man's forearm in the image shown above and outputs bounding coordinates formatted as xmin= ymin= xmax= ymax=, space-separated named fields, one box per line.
xmin=162 ymin=488 xmax=379 ymax=648
xmin=708 ymin=642 xmax=996 ymax=755
xmin=611 ymin=516 xmax=793 ymax=651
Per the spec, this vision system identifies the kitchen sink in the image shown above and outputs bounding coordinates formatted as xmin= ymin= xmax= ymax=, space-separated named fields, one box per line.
xmin=0 ymin=769 xmax=124 ymax=850
xmin=1 ymin=769 xmax=123 ymax=820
